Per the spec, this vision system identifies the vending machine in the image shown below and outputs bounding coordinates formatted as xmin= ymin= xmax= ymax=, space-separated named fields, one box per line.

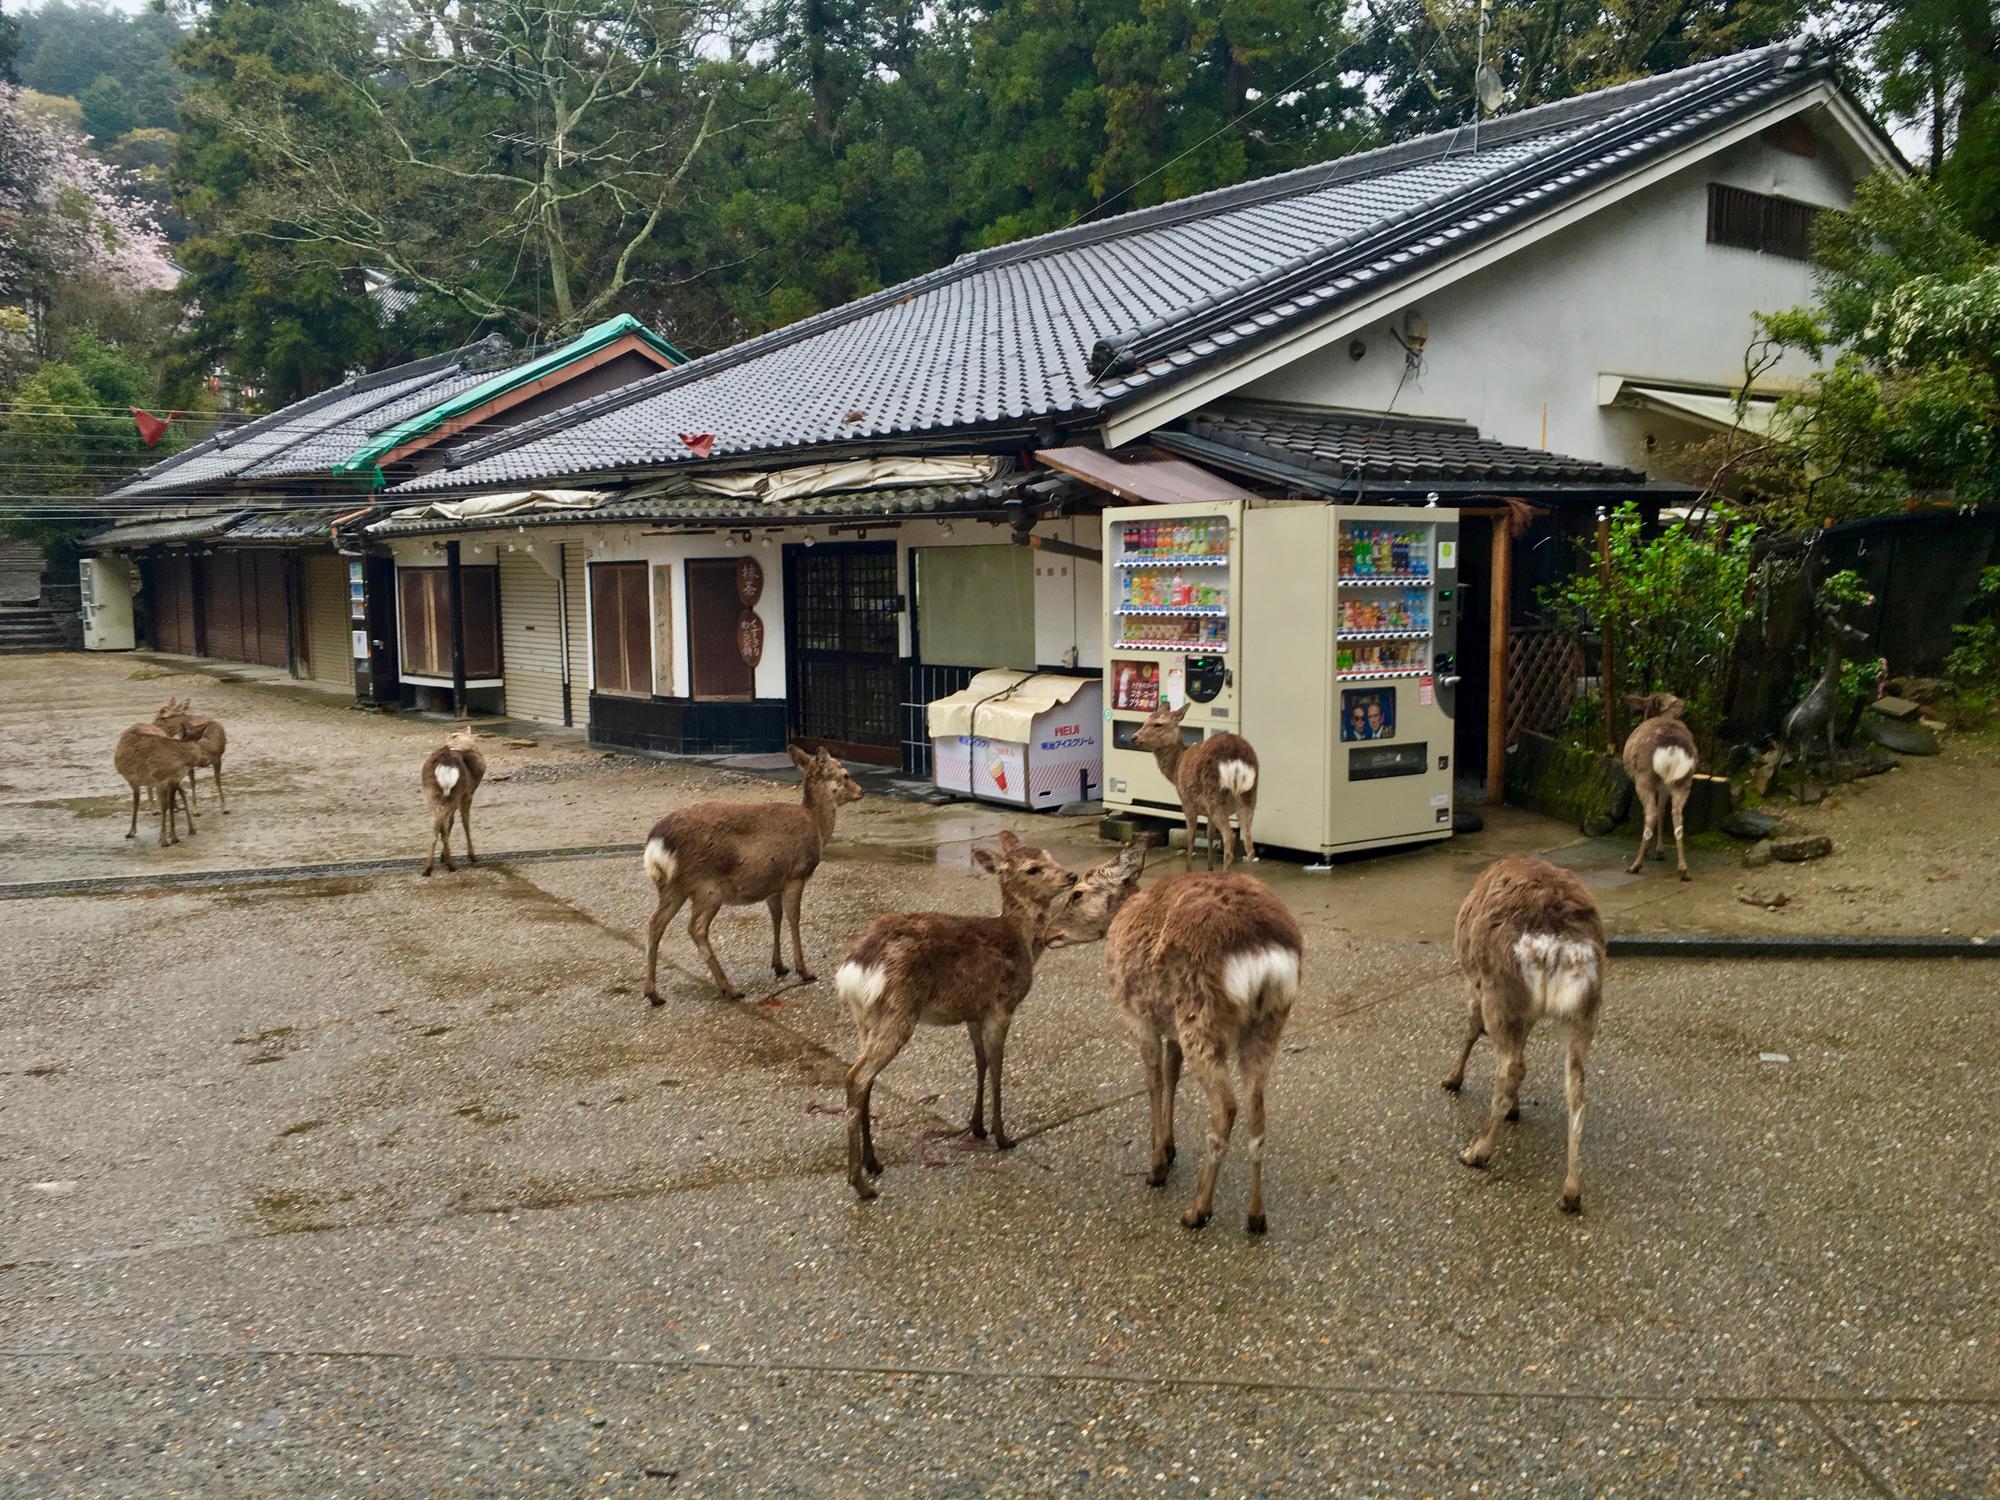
xmin=1102 ymin=500 xmax=1461 ymax=858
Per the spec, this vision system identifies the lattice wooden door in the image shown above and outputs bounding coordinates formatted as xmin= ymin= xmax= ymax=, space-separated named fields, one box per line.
xmin=785 ymin=542 xmax=900 ymax=763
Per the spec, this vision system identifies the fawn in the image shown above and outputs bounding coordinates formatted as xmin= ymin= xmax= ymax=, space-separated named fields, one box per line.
xmin=1620 ymin=692 xmax=1697 ymax=880
xmin=153 ymin=698 xmax=228 ymax=814
xmin=116 ymin=723 xmax=205 ymax=847
xmin=643 ymin=745 xmax=863 ymax=1001
xmin=420 ymin=728 xmax=486 ymax=876
xmin=1444 ymin=855 xmax=1606 ymax=1214
xmin=1044 ymin=862 xmax=1302 ymax=1234
xmin=833 ymin=832 xmax=1143 ymax=1202
xmin=1130 ymin=704 xmax=1259 ymax=870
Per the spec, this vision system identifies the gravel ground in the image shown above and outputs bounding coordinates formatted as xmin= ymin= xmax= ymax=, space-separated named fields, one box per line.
xmin=2 ymin=653 xmax=1995 ymax=1496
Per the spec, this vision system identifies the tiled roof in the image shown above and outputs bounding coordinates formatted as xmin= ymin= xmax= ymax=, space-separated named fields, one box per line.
xmin=394 ymin=42 xmax=1839 ymax=496
xmin=83 ymin=511 xmax=250 ymax=548
xmin=1161 ymin=403 xmax=1648 ymax=492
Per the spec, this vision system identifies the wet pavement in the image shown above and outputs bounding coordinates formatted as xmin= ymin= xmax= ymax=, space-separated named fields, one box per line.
xmin=2 ymin=653 xmax=1996 ymax=1496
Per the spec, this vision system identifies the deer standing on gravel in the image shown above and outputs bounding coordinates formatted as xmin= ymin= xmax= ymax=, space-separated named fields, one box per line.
xmin=1131 ymin=704 xmax=1259 ymax=870
xmin=1443 ymin=856 xmax=1606 ymax=1214
xmin=833 ymin=832 xmax=1143 ymax=1201
xmin=643 ymin=745 xmax=864 ymax=1002
xmin=153 ymin=699 xmax=228 ymax=814
xmin=1620 ymin=693 xmax=1697 ymax=880
xmin=116 ymin=723 xmax=205 ymax=847
xmin=420 ymin=728 xmax=486 ymax=876
xmin=1044 ymin=863 xmax=1302 ymax=1235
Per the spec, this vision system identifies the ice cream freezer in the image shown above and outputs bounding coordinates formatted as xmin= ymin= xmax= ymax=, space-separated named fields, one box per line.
xmin=928 ymin=669 xmax=1103 ymax=810
xmin=1101 ymin=500 xmax=1462 ymax=857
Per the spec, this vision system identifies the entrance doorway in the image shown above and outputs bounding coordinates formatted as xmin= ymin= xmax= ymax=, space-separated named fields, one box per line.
xmin=783 ymin=540 xmax=900 ymax=764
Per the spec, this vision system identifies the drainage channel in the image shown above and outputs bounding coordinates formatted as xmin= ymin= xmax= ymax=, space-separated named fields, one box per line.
xmin=1608 ymin=932 xmax=1996 ymax=960
xmin=0 ymin=843 xmax=644 ymax=902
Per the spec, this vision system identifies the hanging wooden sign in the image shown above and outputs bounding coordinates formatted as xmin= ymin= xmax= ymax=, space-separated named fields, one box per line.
xmin=735 ymin=557 xmax=764 ymax=609
xmin=737 ymin=609 xmax=764 ymax=668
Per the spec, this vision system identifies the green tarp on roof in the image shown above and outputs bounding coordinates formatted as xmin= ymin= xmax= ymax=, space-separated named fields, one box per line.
xmin=332 ymin=314 xmax=685 ymax=489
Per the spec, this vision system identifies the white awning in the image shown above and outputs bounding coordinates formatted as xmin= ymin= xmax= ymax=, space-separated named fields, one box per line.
xmin=1598 ymin=377 xmax=1791 ymax=440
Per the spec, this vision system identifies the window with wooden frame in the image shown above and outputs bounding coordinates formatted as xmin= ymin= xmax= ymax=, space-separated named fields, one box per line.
xmin=1706 ymin=183 xmax=1820 ymax=261
xmin=589 ymin=560 xmax=653 ymax=697
xmin=399 ymin=566 xmax=501 ymax=679
xmin=686 ymin=558 xmax=755 ymax=700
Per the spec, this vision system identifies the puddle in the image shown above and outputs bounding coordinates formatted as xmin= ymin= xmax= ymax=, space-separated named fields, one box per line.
xmin=26 ymin=795 xmax=128 ymax=820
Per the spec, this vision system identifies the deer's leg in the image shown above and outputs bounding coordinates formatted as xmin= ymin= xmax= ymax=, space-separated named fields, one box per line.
xmin=1627 ymin=779 xmax=1656 ymax=875
xmin=982 ymin=1013 xmax=1017 ymax=1150
xmin=157 ymin=787 xmax=172 ymax=847
xmin=1237 ymin=794 xmax=1258 ymax=864
xmin=1130 ymin=1022 xmax=1169 ymax=1185
xmin=766 ymin=894 xmax=788 ymax=977
xmin=458 ymin=797 xmax=476 ymax=865
xmin=782 ymin=879 xmax=814 ymax=981
xmin=1442 ymin=981 xmax=1484 ymax=1091
xmin=182 ymin=770 xmax=197 ymax=816
xmin=1670 ymin=779 xmax=1692 ymax=882
xmin=966 ymin=1022 xmax=989 ymax=1139
xmin=213 ymin=756 xmax=226 ymax=813
xmin=687 ymin=896 xmax=740 ymax=999
xmin=1561 ymin=1023 xmax=1593 ymax=1214
xmin=1461 ymin=1026 xmax=1527 ymax=1170
xmin=642 ymin=885 xmax=687 ymax=1004
xmin=1161 ymin=1036 xmax=1183 ymax=1165
xmin=1181 ymin=807 xmax=1200 ymax=869
xmin=125 ymin=785 xmax=139 ymax=839
xmin=437 ymin=807 xmax=457 ymax=872
xmin=846 ymin=1014 xmax=915 ymax=1200
xmin=1180 ymin=1041 xmax=1237 ymax=1230
xmin=1238 ymin=1013 xmax=1285 ymax=1235
xmin=421 ymin=810 xmax=437 ymax=877
xmin=177 ymin=779 xmax=197 ymax=838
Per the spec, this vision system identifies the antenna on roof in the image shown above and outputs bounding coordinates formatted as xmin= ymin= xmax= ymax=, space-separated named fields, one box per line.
xmin=1472 ymin=0 xmax=1502 ymax=148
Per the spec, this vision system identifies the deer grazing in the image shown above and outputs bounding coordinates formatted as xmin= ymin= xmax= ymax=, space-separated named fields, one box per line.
xmin=419 ymin=728 xmax=486 ymax=877
xmin=1443 ymin=856 xmax=1606 ymax=1214
xmin=1130 ymin=704 xmax=1259 ymax=870
xmin=153 ymin=698 xmax=228 ymax=814
xmin=115 ymin=722 xmax=206 ymax=847
xmin=1620 ymin=692 xmax=1698 ymax=880
xmin=1044 ymin=863 xmax=1303 ymax=1235
xmin=643 ymin=744 xmax=863 ymax=1001
xmin=834 ymin=833 xmax=1144 ymax=1202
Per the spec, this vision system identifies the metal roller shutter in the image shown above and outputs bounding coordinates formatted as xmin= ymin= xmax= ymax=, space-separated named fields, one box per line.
xmin=304 ymin=553 xmax=353 ymax=689
xmin=251 ymin=553 xmax=289 ymax=668
xmin=499 ymin=549 xmax=564 ymax=725
xmin=201 ymin=554 xmax=245 ymax=662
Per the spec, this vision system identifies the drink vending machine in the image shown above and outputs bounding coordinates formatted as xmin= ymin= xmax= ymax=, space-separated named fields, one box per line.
xmin=1101 ymin=500 xmax=1462 ymax=858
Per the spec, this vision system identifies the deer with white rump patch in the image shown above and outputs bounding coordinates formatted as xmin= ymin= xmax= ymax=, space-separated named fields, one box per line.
xmin=834 ymin=833 xmax=1144 ymax=1202
xmin=1044 ymin=863 xmax=1302 ymax=1234
xmin=1620 ymin=692 xmax=1698 ymax=880
xmin=1130 ymin=704 xmax=1258 ymax=870
xmin=1444 ymin=856 xmax=1606 ymax=1214
xmin=420 ymin=728 xmax=486 ymax=876
xmin=643 ymin=745 xmax=863 ymax=1001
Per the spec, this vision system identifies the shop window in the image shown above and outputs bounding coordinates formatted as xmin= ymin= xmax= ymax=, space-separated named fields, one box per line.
xmin=1706 ymin=183 xmax=1819 ymax=260
xmin=687 ymin=558 xmax=754 ymax=700
xmin=913 ymin=544 xmax=1035 ymax=669
xmin=399 ymin=566 xmax=501 ymax=679
xmin=590 ymin=560 xmax=652 ymax=697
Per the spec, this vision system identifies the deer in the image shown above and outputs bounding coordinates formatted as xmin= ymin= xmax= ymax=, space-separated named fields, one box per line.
xmin=1130 ymin=704 xmax=1259 ymax=870
xmin=153 ymin=698 xmax=228 ymax=814
xmin=1443 ymin=855 xmax=1606 ymax=1214
xmin=833 ymin=834 xmax=1146 ymax=1202
xmin=419 ymin=727 xmax=486 ymax=877
xmin=1043 ymin=862 xmax=1303 ymax=1235
xmin=115 ymin=723 xmax=206 ymax=848
xmin=1773 ymin=600 xmax=1871 ymax=801
xmin=1620 ymin=692 xmax=1698 ymax=880
xmin=643 ymin=744 xmax=864 ymax=1002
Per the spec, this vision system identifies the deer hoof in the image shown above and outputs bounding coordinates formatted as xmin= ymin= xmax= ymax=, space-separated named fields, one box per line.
xmin=851 ymin=1177 xmax=879 ymax=1202
xmin=644 ymin=990 xmax=663 ymax=1007
xmin=1460 ymin=1147 xmax=1490 ymax=1170
xmin=1560 ymin=1191 xmax=1583 ymax=1215
xmin=1245 ymin=1213 xmax=1268 ymax=1236
xmin=718 ymin=987 xmax=744 ymax=1002
xmin=795 ymin=967 xmax=816 ymax=983
xmin=1506 ymin=1105 xmax=1521 ymax=1122
xmin=1147 ymin=1166 xmax=1169 ymax=1188
xmin=968 ymin=1120 xmax=987 ymax=1139
xmin=993 ymin=1133 xmax=1015 ymax=1152
xmin=1678 ymin=868 xmax=1692 ymax=883
xmin=773 ymin=964 xmax=789 ymax=978
xmin=1164 ymin=1140 xmax=1176 ymax=1163
xmin=467 ymin=853 xmax=477 ymax=865
xmin=863 ymin=1153 xmax=883 ymax=1176
xmin=1626 ymin=860 xmax=1644 ymax=876
xmin=1441 ymin=1076 xmax=1463 ymax=1093
xmin=1181 ymin=1208 xmax=1212 ymax=1230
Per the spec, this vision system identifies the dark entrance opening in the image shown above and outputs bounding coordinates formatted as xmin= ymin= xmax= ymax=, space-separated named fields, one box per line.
xmin=361 ymin=554 xmax=402 ymax=704
xmin=783 ymin=540 xmax=900 ymax=764
xmin=1453 ymin=515 xmax=1493 ymax=796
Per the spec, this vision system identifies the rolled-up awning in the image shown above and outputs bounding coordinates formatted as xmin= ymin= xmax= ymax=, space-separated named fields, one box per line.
xmin=1035 ymin=445 xmax=1258 ymax=505
xmin=1599 ymin=377 xmax=1790 ymax=440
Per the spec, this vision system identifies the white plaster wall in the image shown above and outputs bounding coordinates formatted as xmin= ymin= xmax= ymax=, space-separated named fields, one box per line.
xmin=1239 ymin=129 xmax=1860 ymax=474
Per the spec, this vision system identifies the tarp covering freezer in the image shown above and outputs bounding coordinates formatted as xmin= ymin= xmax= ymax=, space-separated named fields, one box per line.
xmin=929 ymin=671 xmax=1103 ymax=810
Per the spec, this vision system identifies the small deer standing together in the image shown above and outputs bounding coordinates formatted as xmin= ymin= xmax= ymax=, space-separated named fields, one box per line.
xmin=113 ymin=697 xmax=229 ymax=848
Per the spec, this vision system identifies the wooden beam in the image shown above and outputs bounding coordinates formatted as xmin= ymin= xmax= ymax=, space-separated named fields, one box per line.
xmin=1485 ymin=517 xmax=1511 ymax=803
xmin=445 ymin=539 xmax=467 ymax=716
xmin=1010 ymin=530 xmax=1104 ymax=564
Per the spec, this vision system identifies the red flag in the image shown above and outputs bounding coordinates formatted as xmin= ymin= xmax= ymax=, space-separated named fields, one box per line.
xmin=678 ymin=432 xmax=715 ymax=458
xmin=132 ymin=408 xmax=180 ymax=447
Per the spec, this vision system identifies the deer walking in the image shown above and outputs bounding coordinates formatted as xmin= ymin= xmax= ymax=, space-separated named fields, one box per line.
xmin=643 ymin=745 xmax=863 ymax=1001
xmin=1443 ymin=856 xmax=1606 ymax=1214
xmin=1045 ymin=864 xmax=1302 ymax=1235
xmin=115 ymin=723 xmax=205 ymax=848
xmin=1131 ymin=704 xmax=1259 ymax=870
xmin=1620 ymin=693 xmax=1698 ymax=880
xmin=153 ymin=698 xmax=228 ymax=814
xmin=420 ymin=728 xmax=486 ymax=876
xmin=834 ymin=833 xmax=1144 ymax=1201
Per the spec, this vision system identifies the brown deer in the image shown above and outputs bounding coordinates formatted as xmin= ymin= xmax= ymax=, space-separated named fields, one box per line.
xmin=643 ymin=745 xmax=863 ymax=1002
xmin=833 ymin=833 xmax=1143 ymax=1202
xmin=419 ymin=728 xmax=486 ymax=876
xmin=1443 ymin=856 xmax=1606 ymax=1214
xmin=1044 ymin=866 xmax=1303 ymax=1235
xmin=1620 ymin=693 xmax=1697 ymax=880
xmin=153 ymin=698 xmax=228 ymax=814
xmin=1130 ymin=704 xmax=1259 ymax=870
xmin=115 ymin=723 xmax=205 ymax=847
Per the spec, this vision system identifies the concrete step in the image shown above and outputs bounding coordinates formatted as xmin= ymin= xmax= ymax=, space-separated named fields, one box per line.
xmin=0 ymin=607 xmax=74 ymax=653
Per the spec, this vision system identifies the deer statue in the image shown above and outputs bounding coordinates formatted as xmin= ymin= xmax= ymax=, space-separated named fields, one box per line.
xmin=1773 ymin=599 xmax=1871 ymax=801
xmin=1443 ymin=856 xmax=1606 ymax=1214
xmin=1620 ymin=692 xmax=1698 ymax=881
xmin=1044 ymin=860 xmax=1303 ymax=1235
xmin=642 ymin=745 xmax=864 ymax=1002
xmin=419 ymin=727 xmax=486 ymax=876
xmin=833 ymin=834 xmax=1146 ymax=1202
xmin=1130 ymin=704 xmax=1259 ymax=870
xmin=153 ymin=698 xmax=228 ymax=814
xmin=115 ymin=723 xmax=206 ymax=848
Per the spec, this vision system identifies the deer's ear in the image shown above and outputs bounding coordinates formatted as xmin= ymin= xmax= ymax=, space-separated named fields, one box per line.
xmin=814 ymin=747 xmax=834 ymax=770
xmin=970 ymin=845 xmax=1001 ymax=874
xmin=994 ymin=829 xmax=1024 ymax=853
xmin=1169 ymin=703 xmax=1189 ymax=722
xmin=787 ymin=744 xmax=813 ymax=772
xmin=1116 ymin=841 xmax=1148 ymax=882
xmin=1621 ymin=694 xmax=1649 ymax=712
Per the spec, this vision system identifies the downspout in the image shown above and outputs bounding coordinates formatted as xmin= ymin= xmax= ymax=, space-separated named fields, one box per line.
xmin=558 ymin=541 xmax=572 ymax=726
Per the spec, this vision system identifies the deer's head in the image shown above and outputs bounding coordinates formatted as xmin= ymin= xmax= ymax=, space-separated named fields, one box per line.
xmin=789 ymin=744 xmax=865 ymax=806
xmin=972 ymin=829 xmax=1077 ymax=921
xmin=1622 ymin=692 xmax=1687 ymax=722
xmin=1131 ymin=703 xmax=1190 ymax=754
xmin=443 ymin=727 xmax=480 ymax=755
xmin=1041 ymin=840 xmax=1148 ymax=949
